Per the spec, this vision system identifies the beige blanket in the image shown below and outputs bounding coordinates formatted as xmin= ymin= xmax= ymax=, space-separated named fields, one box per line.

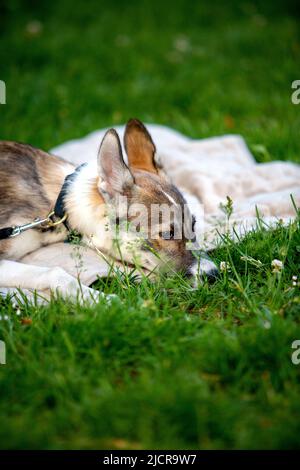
xmin=4 ymin=125 xmax=300 ymax=291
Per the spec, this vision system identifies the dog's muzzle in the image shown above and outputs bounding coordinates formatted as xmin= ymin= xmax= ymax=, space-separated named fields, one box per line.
xmin=187 ymin=252 xmax=220 ymax=284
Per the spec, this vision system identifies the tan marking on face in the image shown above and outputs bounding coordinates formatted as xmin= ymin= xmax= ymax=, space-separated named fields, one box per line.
xmin=123 ymin=169 xmax=196 ymax=273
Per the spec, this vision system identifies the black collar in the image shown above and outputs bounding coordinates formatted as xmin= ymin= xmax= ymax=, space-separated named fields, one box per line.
xmin=52 ymin=163 xmax=87 ymax=228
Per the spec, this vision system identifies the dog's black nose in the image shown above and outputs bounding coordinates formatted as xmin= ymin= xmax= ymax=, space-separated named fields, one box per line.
xmin=206 ymin=268 xmax=220 ymax=284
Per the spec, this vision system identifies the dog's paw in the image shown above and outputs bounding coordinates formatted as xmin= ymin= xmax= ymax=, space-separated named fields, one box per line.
xmin=98 ymin=292 xmax=119 ymax=305
xmin=48 ymin=268 xmax=96 ymax=303
xmin=48 ymin=267 xmax=119 ymax=304
xmin=82 ymin=289 xmax=119 ymax=305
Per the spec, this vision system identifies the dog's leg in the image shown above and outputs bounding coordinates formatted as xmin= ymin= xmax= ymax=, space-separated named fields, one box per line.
xmin=0 ymin=287 xmax=50 ymax=306
xmin=0 ymin=260 xmax=104 ymax=303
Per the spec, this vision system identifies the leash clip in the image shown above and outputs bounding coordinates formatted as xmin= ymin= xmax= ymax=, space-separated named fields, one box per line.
xmin=9 ymin=212 xmax=67 ymax=238
xmin=10 ymin=217 xmax=49 ymax=237
xmin=45 ymin=211 xmax=68 ymax=228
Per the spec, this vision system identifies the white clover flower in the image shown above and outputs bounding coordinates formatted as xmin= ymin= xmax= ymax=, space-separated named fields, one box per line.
xmin=26 ymin=20 xmax=43 ymax=36
xmin=220 ymin=261 xmax=231 ymax=272
xmin=271 ymin=259 xmax=283 ymax=273
xmin=173 ymin=35 xmax=190 ymax=53
xmin=292 ymin=275 xmax=300 ymax=287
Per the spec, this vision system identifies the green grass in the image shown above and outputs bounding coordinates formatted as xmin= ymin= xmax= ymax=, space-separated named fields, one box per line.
xmin=0 ymin=0 xmax=300 ymax=450
xmin=1 ymin=219 xmax=300 ymax=449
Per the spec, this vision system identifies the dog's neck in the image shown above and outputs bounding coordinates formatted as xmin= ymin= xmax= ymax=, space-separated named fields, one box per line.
xmin=63 ymin=162 xmax=109 ymax=244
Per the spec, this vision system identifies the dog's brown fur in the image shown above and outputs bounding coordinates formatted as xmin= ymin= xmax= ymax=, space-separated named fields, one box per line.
xmin=126 ymin=170 xmax=195 ymax=271
xmin=0 ymin=120 xmax=220 ymax=301
xmin=0 ymin=120 xmax=198 ymax=274
xmin=0 ymin=141 xmax=73 ymax=258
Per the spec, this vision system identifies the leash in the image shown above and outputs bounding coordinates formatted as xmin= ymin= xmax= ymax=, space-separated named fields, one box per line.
xmin=0 ymin=212 xmax=67 ymax=240
xmin=0 ymin=163 xmax=87 ymax=241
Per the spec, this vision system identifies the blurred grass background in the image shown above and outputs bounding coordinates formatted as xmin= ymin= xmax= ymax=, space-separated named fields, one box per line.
xmin=0 ymin=0 xmax=299 ymax=162
xmin=0 ymin=0 xmax=300 ymax=451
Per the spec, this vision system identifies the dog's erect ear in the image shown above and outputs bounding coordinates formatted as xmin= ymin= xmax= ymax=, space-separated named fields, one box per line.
xmin=124 ymin=119 xmax=159 ymax=175
xmin=97 ymin=129 xmax=134 ymax=198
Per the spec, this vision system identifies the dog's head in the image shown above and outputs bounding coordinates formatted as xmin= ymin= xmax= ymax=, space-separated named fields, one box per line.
xmin=96 ymin=119 xmax=218 ymax=280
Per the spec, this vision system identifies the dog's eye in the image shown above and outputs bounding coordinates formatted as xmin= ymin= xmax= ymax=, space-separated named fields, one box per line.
xmin=160 ymin=229 xmax=175 ymax=240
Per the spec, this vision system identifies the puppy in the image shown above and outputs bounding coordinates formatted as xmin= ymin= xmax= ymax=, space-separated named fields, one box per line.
xmin=0 ymin=119 xmax=218 ymax=301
